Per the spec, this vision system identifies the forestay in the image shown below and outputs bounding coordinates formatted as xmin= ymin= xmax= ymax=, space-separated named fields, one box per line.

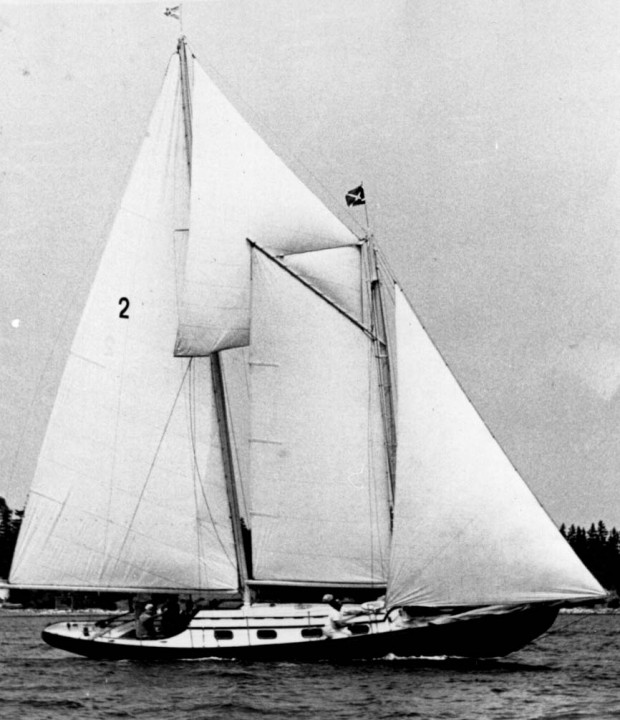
xmin=10 ymin=57 xmax=239 ymax=594
xmin=174 ymin=61 xmax=359 ymax=357
xmin=249 ymin=249 xmax=391 ymax=585
xmin=387 ymin=287 xmax=606 ymax=608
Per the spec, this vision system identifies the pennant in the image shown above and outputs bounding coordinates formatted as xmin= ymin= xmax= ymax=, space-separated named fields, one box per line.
xmin=165 ymin=6 xmax=181 ymax=19
xmin=345 ymin=184 xmax=365 ymax=206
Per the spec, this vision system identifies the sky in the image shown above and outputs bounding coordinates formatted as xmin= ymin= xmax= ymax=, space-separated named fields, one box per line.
xmin=1 ymin=0 xmax=620 ymax=527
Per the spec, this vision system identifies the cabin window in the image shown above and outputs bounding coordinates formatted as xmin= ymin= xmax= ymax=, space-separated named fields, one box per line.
xmin=301 ymin=627 xmax=323 ymax=638
xmin=214 ymin=630 xmax=234 ymax=640
xmin=256 ymin=629 xmax=277 ymax=640
xmin=349 ymin=624 xmax=370 ymax=635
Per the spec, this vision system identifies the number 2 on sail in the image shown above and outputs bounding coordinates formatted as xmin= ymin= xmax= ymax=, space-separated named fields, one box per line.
xmin=118 ymin=297 xmax=130 ymax=319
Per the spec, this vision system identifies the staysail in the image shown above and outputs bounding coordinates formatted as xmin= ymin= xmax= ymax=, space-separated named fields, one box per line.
xmin=249 ymin=248 xmax=391 ymax=585
xmin=386 ymin=286 xmax=607 ymax=608
xmin=174 ymin=61 xmax=359 ymax=357
xmin=10 ymin=56 xmax=239 ymax=594
xmin=284 ymin=246 xmax=363 ymax=321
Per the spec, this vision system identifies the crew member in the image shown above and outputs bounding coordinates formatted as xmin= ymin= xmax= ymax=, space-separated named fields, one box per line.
xmin=321 ymin=594 xmax=350 ymax=639
xmin=136 ymin=603 xmax=156 ymax=639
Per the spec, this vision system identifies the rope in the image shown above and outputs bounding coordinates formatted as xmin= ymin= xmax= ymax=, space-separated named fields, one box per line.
xmin=546 ymin=610 xmax=599 ymax=636
xmin=110 ymin=360 xmax=192 ymax=573
xmin=187 ymin=359 xmax=238 ymax=571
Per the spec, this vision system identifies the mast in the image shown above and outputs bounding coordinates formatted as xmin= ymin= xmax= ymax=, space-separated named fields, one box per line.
xmin=366 ymin=235 xmax=397 ymax=513
xmin=350 ymin=188 xmax=396 ymax=514
xmin=178 ymin=36 xmax=193 ymax=177
xmin=178 ymin=36 xmax=251 ymax=601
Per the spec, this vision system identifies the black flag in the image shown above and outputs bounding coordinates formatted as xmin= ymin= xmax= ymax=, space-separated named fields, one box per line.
xmin=345 ymin=184 xmax=365 ymax=206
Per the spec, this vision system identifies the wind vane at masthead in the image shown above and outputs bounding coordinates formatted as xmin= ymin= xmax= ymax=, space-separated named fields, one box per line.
xmin=164 ymin=5 xmax=183 ymax=33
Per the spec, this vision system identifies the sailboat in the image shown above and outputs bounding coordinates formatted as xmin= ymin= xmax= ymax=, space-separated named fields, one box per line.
xmin=8 ymin=35 xmax=606 ymax=661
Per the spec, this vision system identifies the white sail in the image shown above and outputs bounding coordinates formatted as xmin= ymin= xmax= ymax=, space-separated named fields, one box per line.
xmin=10 ymin=56 xmax=239 ymax=594
xmin=249 ymin=250 xmax=390 ymax=585
xmin=284 ymin=246 xmax=363 ymax=321
xmin=174 ymin=62 xmax=359 ymax=357
xmin=387 ymin=286 xmax=606 ymax=608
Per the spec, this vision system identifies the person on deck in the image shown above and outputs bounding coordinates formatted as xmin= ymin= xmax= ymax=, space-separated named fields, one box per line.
xmin=136 ymin=603 xmax=156 ymax=639
xmin=321 ymin=594 xmax=350 ymax=639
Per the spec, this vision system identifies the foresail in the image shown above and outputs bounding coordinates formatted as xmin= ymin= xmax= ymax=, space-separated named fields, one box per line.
xmin=174 ymin=61 xmax=359 ymax=357
xmin=10 ymin=56 xmax=238 ymax=594
xmin=249 ymin=249 xmax=390 ymax=585
xmin=387 ymin=286 xmax=606 ymax=608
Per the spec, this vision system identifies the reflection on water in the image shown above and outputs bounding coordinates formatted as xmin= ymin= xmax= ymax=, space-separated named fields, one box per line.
xmin=0 ymin=613 xmax=618 ymax=719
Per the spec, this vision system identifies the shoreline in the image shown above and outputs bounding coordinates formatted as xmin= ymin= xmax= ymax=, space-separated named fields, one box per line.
xmin=0 ymin=608 xmax=124 ymax=618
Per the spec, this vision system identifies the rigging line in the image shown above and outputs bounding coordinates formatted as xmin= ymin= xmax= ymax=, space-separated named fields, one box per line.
xmin=366 ymin=339 xmax=377 ymax=584
xmin=364 ymin=255 xmax=385 ymax=582
xmin=109 ymin=360 xmax=193 ymax=576
xmin=370 ymin=339 xmax=390 ymax=577
xmin=187 ymin=359 xmax=238 ymax=571
xmin=188 ymin=361 xmax=205 ymax=590
xmin=523 ymin=608 xmax=595 ymax=651
xmin=248 ymin=239 xmax=381 ymax=343
xmin=543 ymin=610 xmax=598 ymax=636
xmin=361 ymin=236 xmax=373 ymax=328
xmin=370 ymin=354 xmax=389 ymax=578
xmin=377 ymin=252 xmax=400 ymax=302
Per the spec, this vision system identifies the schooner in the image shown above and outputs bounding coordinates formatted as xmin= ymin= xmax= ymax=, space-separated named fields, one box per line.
xmin=7 ymin=34 xmax=605 ymax=660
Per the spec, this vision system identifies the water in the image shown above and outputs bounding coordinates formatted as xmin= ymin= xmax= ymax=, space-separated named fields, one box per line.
xmin=1 ymin=613 xmax=619 ymax=720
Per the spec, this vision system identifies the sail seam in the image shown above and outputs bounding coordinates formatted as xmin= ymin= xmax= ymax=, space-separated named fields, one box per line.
xmin=68 ymin=351 xmax=106 ymax=369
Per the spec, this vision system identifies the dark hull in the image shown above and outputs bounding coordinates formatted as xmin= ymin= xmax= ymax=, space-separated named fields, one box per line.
xmin=42 ymin=604 xmax=558 ymax=661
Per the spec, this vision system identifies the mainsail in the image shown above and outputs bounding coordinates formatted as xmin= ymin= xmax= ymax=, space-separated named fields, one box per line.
xmin=174 ymin=62 xmax=359 ymax=357
xmin=248 ymin=248 xmax=391 ymax=585
xmin=386 ymin=286 xmax=606 ymax=608
xmin=10 ymin=56 xmax=238 ymax=594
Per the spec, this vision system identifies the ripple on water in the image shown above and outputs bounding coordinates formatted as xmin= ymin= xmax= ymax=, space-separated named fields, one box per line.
xmin=0 ymin=614 xmax=619 ymax=720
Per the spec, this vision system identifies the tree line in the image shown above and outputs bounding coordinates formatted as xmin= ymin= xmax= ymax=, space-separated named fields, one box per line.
xmin=0 ymin=497 xmax=119 ymax=610
xmin=559 ymin=521 xmax=620 ymax=600
xmin=0 ymin=497 xmax=22 ymax=581
xmin=1 ymin=497 xmax=619 ymax=605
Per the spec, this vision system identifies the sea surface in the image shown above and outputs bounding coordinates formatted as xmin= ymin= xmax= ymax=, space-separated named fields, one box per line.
xmin=0 ymin=612 xmax=618 ymax=720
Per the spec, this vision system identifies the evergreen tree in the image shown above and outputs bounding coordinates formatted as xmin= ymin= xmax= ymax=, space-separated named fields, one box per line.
xmin=0 ymin=497 xmax=22 ymax=580
xmin=560 ymin=522 xmax=620 ymax=597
